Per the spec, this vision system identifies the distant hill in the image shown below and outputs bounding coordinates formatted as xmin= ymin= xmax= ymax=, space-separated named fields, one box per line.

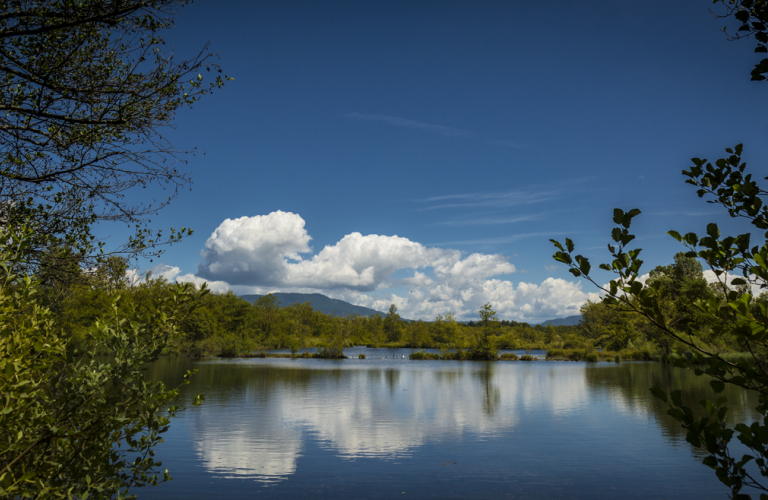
xmin=538 ymin=315 xmax=582 ymax=327
xmin=240 ymin=292 xmax=384 ymax=318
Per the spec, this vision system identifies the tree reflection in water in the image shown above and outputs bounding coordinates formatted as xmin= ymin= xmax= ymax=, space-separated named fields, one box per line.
xmin=584 ymin=362 xmax=759 ymax=450
xmin=143 ymin=355 xmax=759 ymax=495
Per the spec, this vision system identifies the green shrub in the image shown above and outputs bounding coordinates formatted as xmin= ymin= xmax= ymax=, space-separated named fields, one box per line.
xmin=519 ymin=354 xmax=535 ymax=361
xmin=467 ymin=348 xmax=498 ymax=360
xmin=496 ymin=335 xmax=520 ymax=349
xmin=614 ymin=354 xmax=621 ymax=363
xmin=663 ymin=352 xmax=682 ymax=364
xmin=409 ymin=350 xmax=440 ymax=360
xmin=440 ymin=349 xmax=467 ymax=360
xmin=358 ymin=353 xmax=366 ymax=359
xmin=313 ymin=345 xmax=345 ymax=358
xmin=718 ymin=352 xmax=754 ymax=365
xmin=546 ymin=348 xmax=565 ymax=359
xmin=586 ymin=352 xmax=599 ymax=362
xmin=562 ymin=339 xmax=585 ymax=349
xmin=0 ymin=237 xmax=202 ymax=499
xmin=499 ymin=352 xmax=519 ymax=360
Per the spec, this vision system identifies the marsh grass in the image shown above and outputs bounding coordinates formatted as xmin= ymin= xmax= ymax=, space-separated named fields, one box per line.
xmin=410 ymin=349 xmax=504 ymax=361
xmin=409 ymin=350 xmax=441 ymax=360
xmin=659 ymin=352 xmax=756 ymax=366
xmin=225 ymin=351 xmax=267 ymax=358
xmin=440 ymin=350 xmax=468 ymax=360
xmin=546 ymin=348 xmax=655 ymax=362
xmin=313 ymin=346 xmax=346 ymax=359
xmin=717 ymin=352 xmax=756 ymax=365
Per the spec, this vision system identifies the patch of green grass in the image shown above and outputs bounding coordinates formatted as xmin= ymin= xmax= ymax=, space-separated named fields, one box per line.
xmin=717 ymin=352 xmax=755 ymax=365
xmin=409 ymin=350 xmax=441 ymax=360
xmin=440 ymin=350 xmax=467 ymax=360
xmin=547 ymin=348 xmax=654 ymax=362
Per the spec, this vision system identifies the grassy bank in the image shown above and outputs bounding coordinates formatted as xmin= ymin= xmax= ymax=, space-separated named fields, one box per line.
xmin=221 ymin=347 xmax=753 ymax=364
xmin=219 ymin=351 xmax=347 ymax=359
xmin=546 ymin=348 xmax=655 ymax=362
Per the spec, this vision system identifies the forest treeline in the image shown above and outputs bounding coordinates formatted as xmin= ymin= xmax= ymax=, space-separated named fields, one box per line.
xmin=53 ymin=252 xmax=763 ymax=360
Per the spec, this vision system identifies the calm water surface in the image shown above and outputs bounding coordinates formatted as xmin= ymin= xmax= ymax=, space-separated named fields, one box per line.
xmin=139 ymin=347 xmax=759 ymax=499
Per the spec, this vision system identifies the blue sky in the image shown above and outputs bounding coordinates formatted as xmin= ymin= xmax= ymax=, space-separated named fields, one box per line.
xmin=116 ymin=0 xmax=768 ymax=322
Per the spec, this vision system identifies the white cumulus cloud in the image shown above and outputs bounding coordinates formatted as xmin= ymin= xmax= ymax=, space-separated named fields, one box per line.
xmin=703 ymin=270 xmax=764 ymax=297
xmin=196 ymin=211 xmax=515 ymax=293
xmin=172 ymin=211 xmax=599 ymax=322
xmin=197 ymin=211 xmax=312 ymax=286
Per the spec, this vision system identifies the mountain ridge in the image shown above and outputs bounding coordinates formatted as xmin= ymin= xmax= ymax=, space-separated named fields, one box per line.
xmin=537 ymin=315 xmax=582 ymax=327
xmin=240 ymin=293 xmax=582 ymax=326
xmin=240 ymin=292 xmax=385 ymax=318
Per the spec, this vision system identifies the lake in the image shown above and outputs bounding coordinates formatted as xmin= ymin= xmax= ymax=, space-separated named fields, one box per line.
xmin=139 ymin=347 xmax=759 ymax=499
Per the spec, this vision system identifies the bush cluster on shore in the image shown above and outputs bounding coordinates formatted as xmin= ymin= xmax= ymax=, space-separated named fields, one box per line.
xmin=546 ymin=348 xmax=654 ymax=362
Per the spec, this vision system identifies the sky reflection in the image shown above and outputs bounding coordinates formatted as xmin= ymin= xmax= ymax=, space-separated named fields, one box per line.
xmin=139 ymin=355 xmax=759 ymax=499
xmin=189 ymin=360 xmax=607 ymax=482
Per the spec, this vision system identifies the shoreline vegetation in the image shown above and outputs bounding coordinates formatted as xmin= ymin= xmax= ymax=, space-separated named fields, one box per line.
xmin=218 ymin=347 xmax=752 ymax=364
xmin=57 ymin=250 xmax=762 ymax=365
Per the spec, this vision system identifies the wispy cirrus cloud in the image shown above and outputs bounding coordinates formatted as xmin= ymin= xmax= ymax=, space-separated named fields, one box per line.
xmin=416 ymin=188 xmax=561 ymax=211
xmin=344 ymin=112 xmax=531 ymax=150
xmin=430 ymin=213 xmax=546 ymax=227
xmin=650 ymin=210 xmax=719 ymax=217
xmin=345 ymin=112 xmax=475 ymax=138
xmin=431 ymin=231 xmax=569 ymax=247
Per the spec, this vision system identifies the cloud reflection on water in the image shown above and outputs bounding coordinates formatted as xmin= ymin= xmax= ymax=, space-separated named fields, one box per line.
xmin=188 ymin=361 xmax=594 ymax=483
xmin=178 ymin=358 xmax=759 ymax=484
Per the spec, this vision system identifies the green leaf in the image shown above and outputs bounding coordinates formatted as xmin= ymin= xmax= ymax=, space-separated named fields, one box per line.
xmin=650 ymin=385 xmax=667 ymax=403
xmin=575 ymin=255 xmax=591 ymax=276
xmin=613 ymin=208 xmax=624 ymax=225
xmin=715 ymin=466 xmax=732 ymax=486
xmin=670 ymin=390 xmax=683 ymax=407
xmin=717 ymin=407 xmax=728 ymax=421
